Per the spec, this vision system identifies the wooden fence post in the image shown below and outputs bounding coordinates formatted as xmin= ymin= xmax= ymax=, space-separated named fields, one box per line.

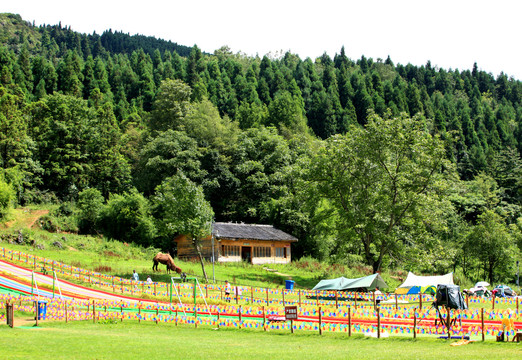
xmin=413 ymin=311 xmax=417 ymax=339
xmin=492 ymin=294 xmax=495 ymax=310
xmin=348 ymin=306 xmax=352 ymax=337
xmin=377 ymin=306 xmax=381 ymax=339
xmin=335 ymin=292 xmax=339 ymax=309
xmin=238 ymin=305 xmax=242 ymax=329
xmin=481 ymin=308 xmax=485 ymax=342
xmin=318 ymin=307 xmax=322 ymax=335
xmin=282 ymin=290 xmax=285 ymax=306
xmin=266 ymin=288 xmax=269 ymax=305
xmin=446 ymin=307 xmax=451 ymax=338
xmin=395 ymin=293 xmax=398 ymax=310
xmin=251 ymin=286 xmax=254 ymax=303
xmin=35 ymin=301 xmax=39 ymax=327
xmin=263 ymin=306 xmax=266 ymax=331
xmin=92 ymin=300 xmax=96 ymax=323
xmin=419 ymin=293 xmax=422 ymax=309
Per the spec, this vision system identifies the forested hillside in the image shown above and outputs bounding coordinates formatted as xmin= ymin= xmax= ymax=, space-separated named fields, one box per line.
xmin=0 ymin=13 xmax=521 ymax=284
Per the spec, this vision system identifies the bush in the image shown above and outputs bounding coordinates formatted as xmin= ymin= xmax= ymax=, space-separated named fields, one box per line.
xmin=53 ymin=202 xmax=74 ymax=217
xmin=21 ymin=188 xmax=58 ymax=205
xmin=38 ymin=213 xmax=79 ymax=233
xmin=77 ymin=188 xmax=104 ymax=234
xmin=98 ymin=189 xmax=157 ymax=246
xmin=0 ymin=178 xmax=15 ymax=220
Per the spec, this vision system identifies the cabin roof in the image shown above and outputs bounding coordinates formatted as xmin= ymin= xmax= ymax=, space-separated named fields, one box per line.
xmin=212 ymin=222 xmax=298 ymax=242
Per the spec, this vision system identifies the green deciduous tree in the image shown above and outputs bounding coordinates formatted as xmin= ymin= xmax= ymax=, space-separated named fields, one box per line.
xmin=98 ymin=189 xmax=157 ymax=246
xmin=153 ymin=173 xmax=214 ymax=281
xmin=77 ymin=187 xmax=104 ymax=233
xmin=135 ymin=130 xmax=203 ymax=195
xmin=148 ymin=79 xmax=192 ymax=132
xmin=0 ymin=174 xmax=15 ymax=219
xmin=464 ymin=210 xmax=520 ymax=283
xmin=311 ymin=111 xmax=446 ymax=271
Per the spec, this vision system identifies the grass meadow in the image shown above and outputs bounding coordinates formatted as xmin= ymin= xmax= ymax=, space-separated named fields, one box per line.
xmin=1 ymin=320 xmax=521 ymax=360
xmin=1 ymin=207 xmax=521 ymax=359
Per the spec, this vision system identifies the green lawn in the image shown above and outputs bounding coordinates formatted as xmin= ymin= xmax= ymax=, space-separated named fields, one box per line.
xmin=0 ymin=320 xmax=520 ymax=360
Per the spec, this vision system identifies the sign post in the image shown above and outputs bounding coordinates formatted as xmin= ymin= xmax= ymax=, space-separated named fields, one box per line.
xmin=6 ymin=302 xmax=14 ymax=328
xmin=285 ymin=306 xmax=298 ymax=334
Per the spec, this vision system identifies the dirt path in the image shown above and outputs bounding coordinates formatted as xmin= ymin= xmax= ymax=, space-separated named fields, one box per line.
xmin=2 ymin=208 xmax=49 ymax=230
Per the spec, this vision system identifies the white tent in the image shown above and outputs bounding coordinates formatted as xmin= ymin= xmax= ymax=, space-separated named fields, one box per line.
xmin=395 ymin=272 xmax=454 ymax=294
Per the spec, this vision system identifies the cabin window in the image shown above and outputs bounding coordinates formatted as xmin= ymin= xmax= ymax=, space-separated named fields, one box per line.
xmin=222 ymin=245 xmax=240 ymax=257
xmin=254 ymin=247 xmax=271 ymax=258
xmin=275 ymin=247 xmax=287 ymax=258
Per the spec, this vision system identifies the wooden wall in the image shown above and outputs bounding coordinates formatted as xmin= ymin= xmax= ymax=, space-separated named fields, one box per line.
xmin=173 ymin=234 xmax=218 ymax=260
xmin=173 ymin=235 xmax=294 ymax=264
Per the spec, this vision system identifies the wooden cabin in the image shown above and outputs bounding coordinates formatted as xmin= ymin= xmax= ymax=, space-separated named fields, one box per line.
xmin=173 ymin=222 xmax=298 ymax=265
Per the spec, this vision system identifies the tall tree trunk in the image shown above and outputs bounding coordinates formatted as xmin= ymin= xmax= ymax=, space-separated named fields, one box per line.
xmin=488 ymin=262 xmax=494 ymax=284
xmin=195 ymin=243 xmax=209 ymax=282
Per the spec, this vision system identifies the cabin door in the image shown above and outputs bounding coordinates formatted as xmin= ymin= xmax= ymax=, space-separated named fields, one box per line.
xmin=241 ymin=246 xmax=252 ymax=264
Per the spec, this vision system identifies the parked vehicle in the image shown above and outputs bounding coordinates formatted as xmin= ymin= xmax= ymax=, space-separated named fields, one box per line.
xmin=492 ymin=285 xmax=517 ymax=297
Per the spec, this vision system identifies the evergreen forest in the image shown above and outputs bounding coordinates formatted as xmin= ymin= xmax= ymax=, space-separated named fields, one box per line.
xmin=1 ymin=13 xmax=521 ymax=284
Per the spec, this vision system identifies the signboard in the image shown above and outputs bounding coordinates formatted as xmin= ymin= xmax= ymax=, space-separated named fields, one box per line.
xmin=285 ymin=306 xmax=298 ymax=320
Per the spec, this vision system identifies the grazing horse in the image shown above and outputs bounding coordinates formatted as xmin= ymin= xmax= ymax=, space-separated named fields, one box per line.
xmin=152 ymin=252 xmax=182 ymax=274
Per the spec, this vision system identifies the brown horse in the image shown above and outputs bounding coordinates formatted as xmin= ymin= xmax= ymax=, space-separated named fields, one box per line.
xmin=152 ymin=252 xmax=182 ymax=274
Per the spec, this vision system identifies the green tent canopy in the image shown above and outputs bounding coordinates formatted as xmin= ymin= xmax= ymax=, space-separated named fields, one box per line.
xmin=312 ymin=273 xmax=388 ymax=291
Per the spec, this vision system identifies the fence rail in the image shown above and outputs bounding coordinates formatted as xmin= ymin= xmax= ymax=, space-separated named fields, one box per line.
xmin=1 ymin=294 xmax=520 ymax=340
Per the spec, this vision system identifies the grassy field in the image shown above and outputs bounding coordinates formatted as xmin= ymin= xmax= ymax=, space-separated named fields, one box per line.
xmin=1 ymin=320 xmax=521 ymax=360
xmin=1 ymin=207 xmax=522 ymax=359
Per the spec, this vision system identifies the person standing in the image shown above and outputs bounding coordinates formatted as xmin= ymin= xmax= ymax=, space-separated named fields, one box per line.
xmin=132 ymin=270 xmax=139 ymax=281
xmin=225 ymin=280 xmax=231 ymax=302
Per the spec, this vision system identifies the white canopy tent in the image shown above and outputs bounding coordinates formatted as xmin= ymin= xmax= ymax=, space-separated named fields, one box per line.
xmin=395 ymin=272 xmax=454 ymax=294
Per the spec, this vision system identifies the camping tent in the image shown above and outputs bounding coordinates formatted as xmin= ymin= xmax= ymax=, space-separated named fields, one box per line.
xmin=395 ymin=272 xmax=454 ymax=294
xmin=312 ymin=273 xmax=388 ymax=291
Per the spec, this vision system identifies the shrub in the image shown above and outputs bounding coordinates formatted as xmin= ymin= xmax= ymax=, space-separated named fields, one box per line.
xmin=98 ymin=189 xmax=157 ymax=246
xmin=0 ymin=178 xmax=15 ymax=220
xmin=77 ymin=188 xmax=104 ymax=234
